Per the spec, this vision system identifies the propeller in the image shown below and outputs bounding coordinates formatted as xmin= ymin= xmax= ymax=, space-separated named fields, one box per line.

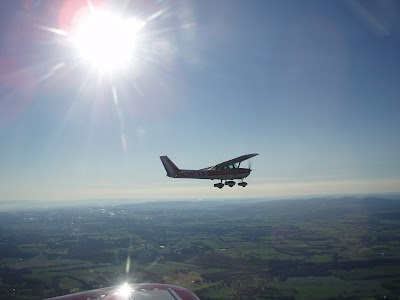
xmin=248 ymin=160 xmax=252 ymax=171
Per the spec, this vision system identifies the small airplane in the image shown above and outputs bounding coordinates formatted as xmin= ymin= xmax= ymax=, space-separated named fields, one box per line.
xmin=45 ymin=283 xmax=200 ymax=300
xmin=160 ymin=153 xmax=258 ymax=188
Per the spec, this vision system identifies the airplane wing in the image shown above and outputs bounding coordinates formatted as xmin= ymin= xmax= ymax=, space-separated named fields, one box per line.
xmin=213 ymin=153 xmax=258 ymax=168
xmin=45 ymin=283 xmax=200 ymax=300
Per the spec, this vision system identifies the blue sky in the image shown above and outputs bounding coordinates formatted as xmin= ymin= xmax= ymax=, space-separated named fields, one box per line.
xmin=0 ymin=0 xmax=399 ymax=201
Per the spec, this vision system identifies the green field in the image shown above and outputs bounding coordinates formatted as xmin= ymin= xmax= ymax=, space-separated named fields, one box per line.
xmin=1 ymin=197 xmax=400 ymax=299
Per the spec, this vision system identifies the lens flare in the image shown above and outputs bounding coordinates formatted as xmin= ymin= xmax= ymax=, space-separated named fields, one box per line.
xmin=117 ymin=283 xmax=132 ymax=298
xmin=71 ymin=10 xmax=145 ymax=74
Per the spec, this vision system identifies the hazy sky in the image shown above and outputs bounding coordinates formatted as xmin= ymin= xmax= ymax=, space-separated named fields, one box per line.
xmin=0 ymin=0 xmax=399 ymax=201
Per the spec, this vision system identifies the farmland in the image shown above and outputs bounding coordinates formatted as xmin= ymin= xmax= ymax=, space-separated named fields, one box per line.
xmin=1 ymin=196 xmax=400 ymax=299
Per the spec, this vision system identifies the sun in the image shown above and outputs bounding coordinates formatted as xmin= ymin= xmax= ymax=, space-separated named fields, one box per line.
xmin=70 ymin=9 xmax=145 ymax=74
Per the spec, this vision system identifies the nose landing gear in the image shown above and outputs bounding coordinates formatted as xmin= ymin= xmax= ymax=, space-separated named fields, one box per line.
xmin=238 ymin=180 xmax=247 ymax=187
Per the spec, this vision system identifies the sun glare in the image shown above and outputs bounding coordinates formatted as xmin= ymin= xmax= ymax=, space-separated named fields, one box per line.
xmin=117 ymin=283 xmax=132 ymax=297
xmin=71 ymin=10 xmax=145 ymax=74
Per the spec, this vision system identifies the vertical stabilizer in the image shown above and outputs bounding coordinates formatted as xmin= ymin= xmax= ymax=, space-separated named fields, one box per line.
xmin=160 ymin=156 xmax=180 ymax=177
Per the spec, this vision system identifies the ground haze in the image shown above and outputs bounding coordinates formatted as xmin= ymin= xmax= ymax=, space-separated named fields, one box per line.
xmin=1 ymin=196 xmax=400 ymax=299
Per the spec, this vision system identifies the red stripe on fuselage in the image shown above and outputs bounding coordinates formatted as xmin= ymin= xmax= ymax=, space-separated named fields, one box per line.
xmin=176 ymin=169 xmax=250 ymax=179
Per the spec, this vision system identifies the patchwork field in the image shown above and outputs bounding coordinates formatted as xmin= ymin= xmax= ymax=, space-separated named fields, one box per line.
xmin=1 ymin=197 xmax=400 ymax=299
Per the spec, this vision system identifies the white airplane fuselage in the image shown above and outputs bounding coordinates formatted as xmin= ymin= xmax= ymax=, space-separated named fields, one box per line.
xmin=160 ymin=156 xmax=252 ymax=181
xmin=176 ymin=168 xmax=251 ymax=180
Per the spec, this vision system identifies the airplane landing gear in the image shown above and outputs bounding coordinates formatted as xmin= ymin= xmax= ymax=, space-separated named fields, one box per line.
xmin=214 ymin=180 xmax=247 ymax=188
xmin=214 ymin=180 xmax=224 ymax=189
xmin=225 ymin=181 xmax=236 ymax=187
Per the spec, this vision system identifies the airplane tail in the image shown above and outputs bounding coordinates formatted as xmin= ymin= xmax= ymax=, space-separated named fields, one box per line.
xmin=160 ymin=156 xmax=180 ymax=178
